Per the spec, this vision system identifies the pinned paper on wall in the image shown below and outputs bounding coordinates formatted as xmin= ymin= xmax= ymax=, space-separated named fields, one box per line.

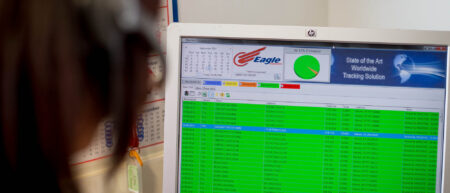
xmin=71 ymin=0 xmax=174 ymax=165
xmin=70 ymin=95 xmax=165 ymax=165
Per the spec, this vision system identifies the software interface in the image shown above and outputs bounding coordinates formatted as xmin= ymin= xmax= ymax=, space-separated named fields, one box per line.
xmin=178 ymin=38 xmax=448 ymax=193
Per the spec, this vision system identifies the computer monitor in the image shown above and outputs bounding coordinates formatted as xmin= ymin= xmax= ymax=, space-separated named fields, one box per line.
xmin=163 ymin=23 xmax=450 ymax=193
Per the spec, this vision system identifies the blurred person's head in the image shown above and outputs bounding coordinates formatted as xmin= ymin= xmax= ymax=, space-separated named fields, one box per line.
xmin=0 ymin=0 xmax=163 ymax=192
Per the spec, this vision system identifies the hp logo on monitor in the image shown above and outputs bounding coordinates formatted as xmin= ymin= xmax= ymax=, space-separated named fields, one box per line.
xmin=306 ymin=29 xmax=317 ymax=37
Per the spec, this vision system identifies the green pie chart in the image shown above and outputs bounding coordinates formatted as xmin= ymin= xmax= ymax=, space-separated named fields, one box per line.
xmin=294 ymin=55 xmax=320 ymax=79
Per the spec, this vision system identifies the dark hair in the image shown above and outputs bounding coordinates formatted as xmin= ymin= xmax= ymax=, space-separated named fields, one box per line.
xmin=0 ymin=0 xmax=162 ymax=192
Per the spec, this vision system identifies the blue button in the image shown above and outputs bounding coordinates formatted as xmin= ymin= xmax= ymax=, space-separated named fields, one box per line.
xmin=203 ymin=81 xmax=222 ymax=86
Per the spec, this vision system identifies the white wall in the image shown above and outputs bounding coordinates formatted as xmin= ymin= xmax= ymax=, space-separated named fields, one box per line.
xmin=178 ymin=0 xmax=450 ymax=31
xmin=178 ymin=0 xmax=329 ymax=26
xmin=328 ymin=0 xmax=450 ymax=31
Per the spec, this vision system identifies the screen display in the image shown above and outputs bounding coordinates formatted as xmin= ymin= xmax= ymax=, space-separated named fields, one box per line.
xmin=178 ymin=38 xmax=448 ymax=193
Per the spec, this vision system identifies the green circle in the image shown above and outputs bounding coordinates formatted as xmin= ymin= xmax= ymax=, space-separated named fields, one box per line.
xmin=294 ymin=55 xmax=320 ymax=79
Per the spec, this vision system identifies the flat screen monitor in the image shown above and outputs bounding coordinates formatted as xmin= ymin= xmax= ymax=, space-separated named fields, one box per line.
xmin=163 ymin=23 xmax=450 ymax=193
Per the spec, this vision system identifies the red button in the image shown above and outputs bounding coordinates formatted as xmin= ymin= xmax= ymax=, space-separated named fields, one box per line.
xmin=281 ymin=84 xmax=300 ymax=89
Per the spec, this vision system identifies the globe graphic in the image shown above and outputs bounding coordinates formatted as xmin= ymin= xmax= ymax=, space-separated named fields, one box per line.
xmin=393 ymin=54 xmax=415 ymax=83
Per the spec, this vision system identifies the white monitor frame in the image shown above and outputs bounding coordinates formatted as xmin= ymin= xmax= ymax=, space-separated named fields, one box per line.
xmin=163 ymin=23 xmax=450 ymax=193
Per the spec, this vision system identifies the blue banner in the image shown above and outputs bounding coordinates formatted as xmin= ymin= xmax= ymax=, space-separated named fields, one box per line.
xmin=331 ymin=48 xmax=447 ymax=88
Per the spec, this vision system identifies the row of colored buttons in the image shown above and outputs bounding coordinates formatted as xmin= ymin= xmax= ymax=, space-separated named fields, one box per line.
xmin=203 ymin=80 xmax=300 ymax=89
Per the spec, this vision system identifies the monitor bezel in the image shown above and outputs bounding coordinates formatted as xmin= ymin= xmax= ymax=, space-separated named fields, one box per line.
xmin=163 ymin=23 xmax=450 ymax=193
